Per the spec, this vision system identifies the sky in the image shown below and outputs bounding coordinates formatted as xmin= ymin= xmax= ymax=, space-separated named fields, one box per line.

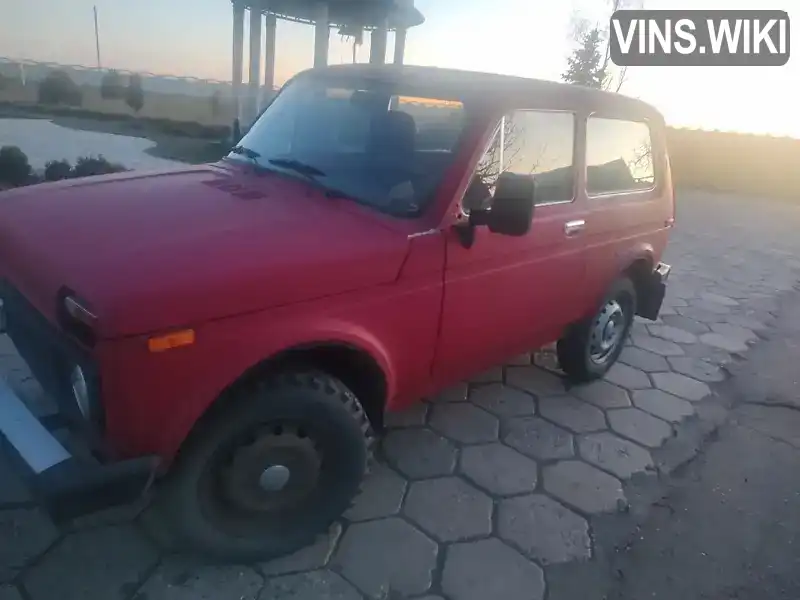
xmin=1 ymin=0 xmax=797 ymax=137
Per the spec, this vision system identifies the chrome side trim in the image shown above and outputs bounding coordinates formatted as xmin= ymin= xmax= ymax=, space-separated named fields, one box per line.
xmin=0 ymin=378 xmax=70 ymax=474
xmin=408 ymin=228 xmax=440 ymax=239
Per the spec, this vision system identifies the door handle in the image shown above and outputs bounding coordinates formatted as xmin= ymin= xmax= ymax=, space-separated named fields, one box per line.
xmin=564 ymin=219 xmax=586 ymax=236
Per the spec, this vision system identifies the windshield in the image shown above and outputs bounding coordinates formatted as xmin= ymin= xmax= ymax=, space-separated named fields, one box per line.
xmin=227 ymin=74 xmax=470 ymax=217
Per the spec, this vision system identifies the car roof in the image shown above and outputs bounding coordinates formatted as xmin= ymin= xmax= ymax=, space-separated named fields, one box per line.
xmin=299 ymin=63 xmax=665 ymax=123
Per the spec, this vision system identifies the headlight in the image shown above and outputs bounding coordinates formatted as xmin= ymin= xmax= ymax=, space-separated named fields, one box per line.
xmin=70 ymin=364 xmax=91 ymax=419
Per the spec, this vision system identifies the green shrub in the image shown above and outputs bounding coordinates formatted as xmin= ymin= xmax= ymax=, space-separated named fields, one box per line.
xmin=44 ymin=159 xmax=73 ymax=181
xmin=0 ymin=146 xmax=33 ymax=186
xmin=38 ymin=70 xmax=83 ymax=107
xmin=100 ymin=70 xmax=126 ymax=100
xmin=71 ymin=155 xmax=127 ymax=178
xmin=125 ymin=74 xmax=145 ymax=112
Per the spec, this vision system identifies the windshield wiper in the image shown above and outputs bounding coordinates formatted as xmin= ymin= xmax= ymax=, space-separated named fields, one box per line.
xmin=268 ymin=157 xmax=326 ymax=178
xmin=230 ymin=145 xmax=262 ymax=165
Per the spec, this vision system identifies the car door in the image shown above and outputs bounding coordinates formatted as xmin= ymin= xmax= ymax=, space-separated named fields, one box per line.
xmin=433 ymin=109 xmax=588 ymax=384
xmin=581 ymin=115 xmax=670 ymax=306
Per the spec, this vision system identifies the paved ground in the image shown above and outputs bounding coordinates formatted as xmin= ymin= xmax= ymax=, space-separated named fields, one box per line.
xmin=2 ymin=189 xmax=800 ymax=600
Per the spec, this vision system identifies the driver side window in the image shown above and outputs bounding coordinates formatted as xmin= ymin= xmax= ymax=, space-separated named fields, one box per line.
xmin=463 ymin=110 xmax=576 ymax=212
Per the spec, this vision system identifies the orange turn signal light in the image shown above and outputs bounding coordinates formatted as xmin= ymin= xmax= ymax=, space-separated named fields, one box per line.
xmin=148 ymin=329 xmax=195 ymax=353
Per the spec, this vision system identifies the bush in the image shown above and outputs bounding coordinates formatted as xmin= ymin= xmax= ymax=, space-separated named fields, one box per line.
xmin=43 ymin=159 xmax=73 ymax=181
xmin=71 ymin=155 xmax=127 ymax=178
xmin=100 ymin=70 xmax=126 ymax=100
xmin=125 ymin=74 xmax=145 ymax=112
xmin=0 ymin=146 xmax=33 ymax=186
xmin=38 ymin=70 xmax=82 ymax=107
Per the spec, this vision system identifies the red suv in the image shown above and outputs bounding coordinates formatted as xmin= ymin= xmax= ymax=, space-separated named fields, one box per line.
xmin=0 ymin=64 xmax=673 ymax=559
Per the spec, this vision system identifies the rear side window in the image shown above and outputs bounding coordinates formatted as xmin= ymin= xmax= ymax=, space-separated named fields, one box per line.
xmin=586 ymin=117 xmax=655 ymax=196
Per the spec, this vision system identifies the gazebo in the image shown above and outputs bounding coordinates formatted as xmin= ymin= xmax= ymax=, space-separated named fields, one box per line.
xmin=231 ymin=0 xmax=425 ymax=127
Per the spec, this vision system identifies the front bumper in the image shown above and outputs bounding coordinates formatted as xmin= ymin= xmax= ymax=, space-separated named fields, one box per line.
xmin=0 ymin=283 xmax=159 ymax=521
xmin=636 ymin=261 xmax=671 ymax=321
xmin=0 ymin=378 xmax=159 ymax=521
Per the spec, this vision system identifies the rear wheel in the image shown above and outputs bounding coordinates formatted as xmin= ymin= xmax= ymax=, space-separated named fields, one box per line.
xmin=160 ymin=371 xmax=373 ymax=561
xmin=557 ymin=278 xmax=637 ymax=383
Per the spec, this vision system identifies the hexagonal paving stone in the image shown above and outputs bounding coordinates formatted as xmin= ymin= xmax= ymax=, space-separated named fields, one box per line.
xmin=470 ymin=368 xmax=504 ymax=384
xmin=344 ymin=463 xmax=407 ymax=522
xmin=497 ymin=493 xmax=591 ymax=564
xmin=404 ymin=477 xmax=493 ymax=542
xmin=652 ymin=372 xmax=712 ymax=402
xmin=538 ymin=396 xmax=606 ymax=433
xmin=333 ymin=517 xmax=438 ymax=598
xmin=676 ymin=306 xmax=728 ymax=324
xmin=137 ymin=560 xmax=263 ymax=600
xmin=660 ymin=314 xmax=711 ymax=335
xmin=631 ymin=389 xmax=696 ymax=423
xmin=506 ymin=366 xmax=565 ymax=396
xmin=429 ymin=383 xmax=469 ymax=403
xmin=262 ymin=523 xmax=342 ymax=576
xmin=607 ymin=408 xmax=672 ymax=448
xmin=23 ymin=524 xmax=158 ymax=600
xmin=259 ymin=570 xmax=361 ymax=600
xmin=605 ymin=363 xmax=652 ymax=390
xmin=700 ymin=292 xmax=739 ymax=306
xmin=442 ymin=538 xmax=546 ymax=600
xmin=0 ymin=509 xmax=58 ymax=582
xmin=429 ymin=404 xmax=499 ymax=444
xmin=460 ymin=443 xmax=538 ymax=495
xmin=0 ymin=586 xmax=22 ymax=600
xmin=630 ymin=333 xmax=685 ymax=357
xmin=578 ymin=432 xmax=653 ymax=479
xmin=619 ymin=346 xmax=670 ymax=372
xmin=681 ymin=342 xmax=733 ymax=365
xmin=698 ymin=332 xmax=747 ymax=353
xmin=571 ymin=381 xmax=631 ymax=409
xmin=0 ymin=454 xmax=30 ymax=505
xmin=693 ymin=299 xmax=733 ymax=314
xmin=468 ymin=384 xmax=536 ymax=417
xmin=385 ymin=402 xmax=429 ymax=428
xmin=503 ymin=417 xmax=574 ymax=460
xmin=646 ymin=325 xmax=698 ymax=344
xmin=543 ymin=460 xmax=625 ymax=514
xmin=710 ymin=322 xmax=759 ymax=342
xmin=382 ymin=428 xmax=457 ymax=479
xmin=725 ymin=313 xmax=769 ymax=331
xmin=667 ymin=356 xmax=726 ymax=383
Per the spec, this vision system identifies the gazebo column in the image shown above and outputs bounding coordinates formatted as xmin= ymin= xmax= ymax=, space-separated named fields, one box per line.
xmin=393 ymin=27 xmax=407 ymax=64
xmin=313 ymin=3 xmax=329 ymax=67
xmin=231 ymin=0 xmax=245 ymax=128
xmin=370 ymin=20 xmax=388 ymax=64
xmin=263 ymin=13 xmax=277 ymax=108
xmin=247 ymin=7 xmax=262 ymax=124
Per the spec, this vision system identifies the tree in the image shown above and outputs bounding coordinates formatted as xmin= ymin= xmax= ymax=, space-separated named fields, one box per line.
xmin=0 ymin=146 xmax=32 ymax=187
xmin=562 ymin=0 xmax=640 ymax=92
xmin=561 ymin=27 xmax=606 ymax=89
xmin=100 ymin=70 xmax=125 ymax=100
xmin=125 ymin=74 xmax=145 ymax=112
xmin=38 ymin=70 xmax=82 ymax=106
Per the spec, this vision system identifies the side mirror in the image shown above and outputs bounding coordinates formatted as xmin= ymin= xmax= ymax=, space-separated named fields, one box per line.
xmin=470 ymin=172 xmax=536 ymax=236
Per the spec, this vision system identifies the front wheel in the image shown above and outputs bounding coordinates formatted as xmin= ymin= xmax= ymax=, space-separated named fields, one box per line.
xmin=557 ymin=278 xmax=637 ymax=383
xmin=159 ymin=371 xmax=374 ymax=561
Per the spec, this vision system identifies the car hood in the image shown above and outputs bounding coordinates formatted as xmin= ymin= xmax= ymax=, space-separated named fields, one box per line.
xmin=0 ymin=163 xmax=408 ymax=338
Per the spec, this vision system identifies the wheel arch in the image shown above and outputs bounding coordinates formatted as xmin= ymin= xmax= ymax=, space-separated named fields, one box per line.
xmin=179 ymin=340 xmax=390 ymax=460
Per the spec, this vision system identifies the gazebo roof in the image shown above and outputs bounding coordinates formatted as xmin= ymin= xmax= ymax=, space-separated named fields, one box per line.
xmin=238 ymin=0 xmax=424 ymax=30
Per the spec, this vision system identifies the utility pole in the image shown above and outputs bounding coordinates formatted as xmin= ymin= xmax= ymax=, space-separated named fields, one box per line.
xmin=93 ymin=5 xmax=102 ymax=69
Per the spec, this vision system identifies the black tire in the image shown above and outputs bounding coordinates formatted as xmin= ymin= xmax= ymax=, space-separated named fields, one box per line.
xmin=158 ymin=370 xmax=374 ymax=561
xmin=557 ymin=277 xmax=637 ymax=383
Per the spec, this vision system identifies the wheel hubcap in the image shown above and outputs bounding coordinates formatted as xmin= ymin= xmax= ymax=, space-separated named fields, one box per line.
xmin=259 ymin=464 xmax=291 ymax=492
xmin=221 ymin=425 xmax=322 ymax=513
xmin=589 ymin=299 xmax=627 ymax=364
